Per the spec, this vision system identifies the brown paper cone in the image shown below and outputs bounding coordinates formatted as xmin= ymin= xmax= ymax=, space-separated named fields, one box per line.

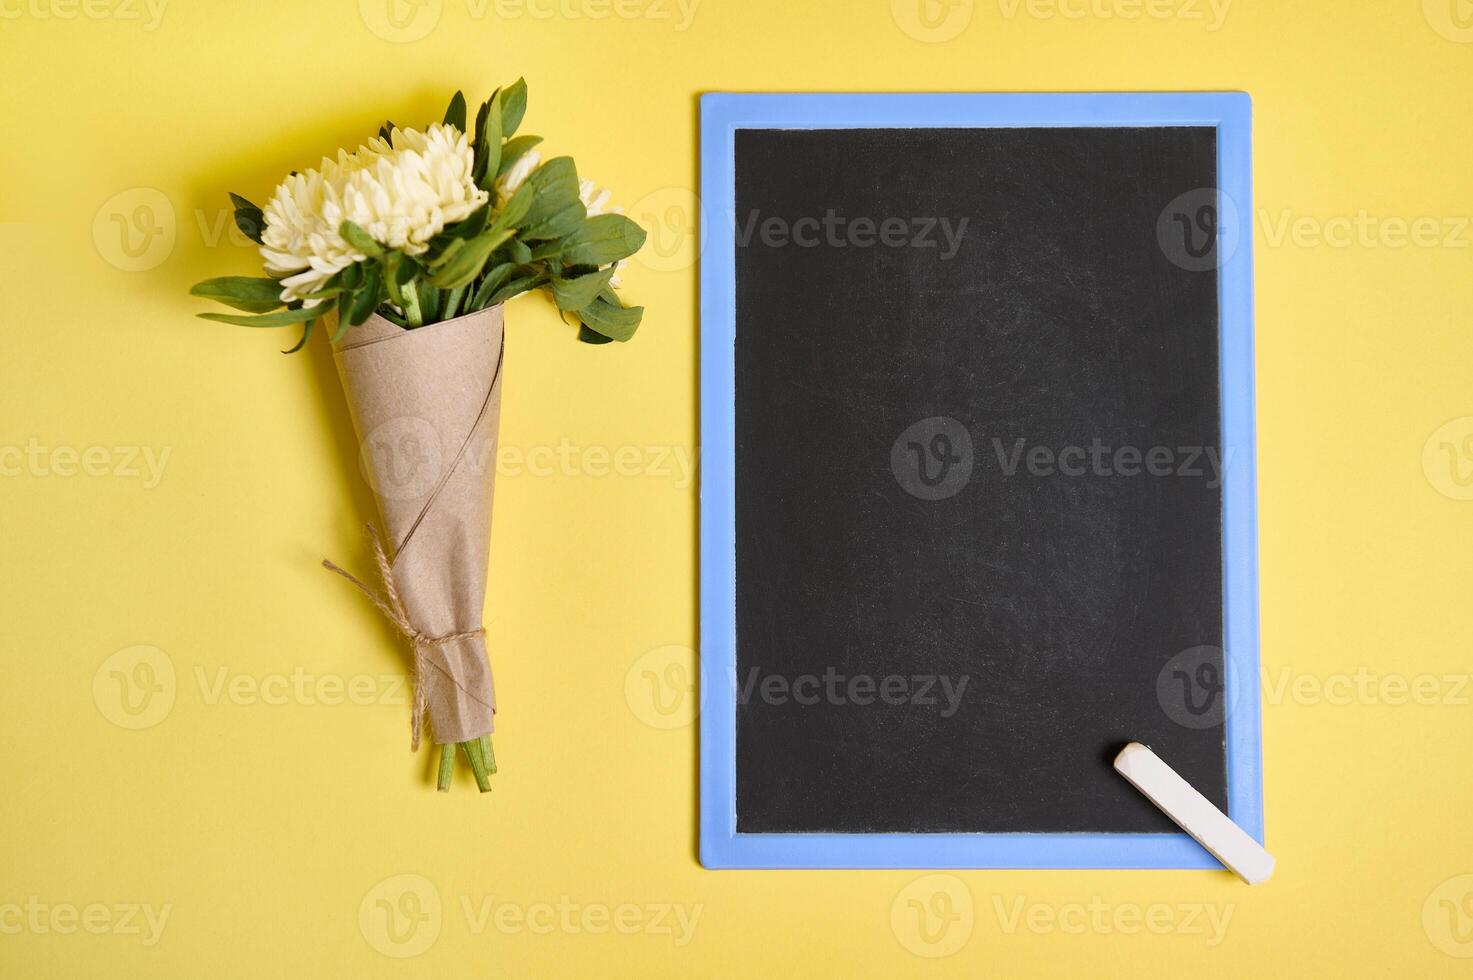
xmin=331 ymin=306 xmax=505 ymax=745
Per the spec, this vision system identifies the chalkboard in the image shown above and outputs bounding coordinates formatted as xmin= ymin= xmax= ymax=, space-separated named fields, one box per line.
xmin=700 ymin=94 xmax=1261 ymax=869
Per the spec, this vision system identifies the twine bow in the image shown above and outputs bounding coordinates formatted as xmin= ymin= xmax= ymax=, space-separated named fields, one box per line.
xmin=322 ymin=524 xmax=484 ymax=751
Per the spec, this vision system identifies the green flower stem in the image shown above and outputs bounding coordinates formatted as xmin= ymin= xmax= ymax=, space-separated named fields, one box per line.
xmin=433 ymin=737 xmax=496 ymax=794
xmin=437 ymin=742 xmax=455 ymax=792
xmin=401 ymin=280 xmax=424 ymax=328
xmin=462 ymin=739 xmax=492 ymax=793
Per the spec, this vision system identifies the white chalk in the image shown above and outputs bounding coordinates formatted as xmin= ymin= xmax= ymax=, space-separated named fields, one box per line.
xmin=1113 ymin=742 xmax=1274 ymax=885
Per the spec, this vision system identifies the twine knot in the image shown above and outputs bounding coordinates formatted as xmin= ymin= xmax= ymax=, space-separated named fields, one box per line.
xmin=322 ymin=524 xmax=484 ymax=750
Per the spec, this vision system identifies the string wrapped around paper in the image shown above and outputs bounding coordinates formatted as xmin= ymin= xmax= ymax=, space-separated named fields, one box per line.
xmin=326 ymin=305 xmax=505 ymax=746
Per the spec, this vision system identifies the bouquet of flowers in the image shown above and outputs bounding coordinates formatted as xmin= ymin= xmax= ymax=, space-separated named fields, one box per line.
xmin=190 ymin=80 xmax=646 ymax=792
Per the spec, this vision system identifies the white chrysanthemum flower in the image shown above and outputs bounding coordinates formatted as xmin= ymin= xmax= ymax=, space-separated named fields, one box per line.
xmin=351 ymin=124 xmax=487 ymax=253
xmin=578 ymin=178 xmax=614 ymax=217
xmin=258 ymin=155 xmax=362 ymax=309
xmin=494 ymin=148 xmax=540 ymax=201
xmin=260 ymin=123 xmax=488 ymax=308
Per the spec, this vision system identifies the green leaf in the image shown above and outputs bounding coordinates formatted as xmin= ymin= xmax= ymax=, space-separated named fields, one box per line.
xmin=445 ymin=203 xmax=490 ymax=239
xmin=500 ymin=77 xmax=528 ymax=138
xmin=427 ymin=237 xmax=466 ymax=271
xmin=472 ymin=99 xmax=490 ymax=147
xmin=526 ymin=155 xmax=578 ymax=195
xmin=550 ymin=266 xmax=616 ymax=313
xmin=475 ymin=90 xmax=504 ymax=192
xmin=507 ymin=239 xmax=533 ymax=264
xmin=496 ymin=135 xmax=542 ymax=179
xmin=425 ymin=209 xmax=488 ymax=269
xmin=578 ymin=289 xmax=642 ymax=342
xmin=467 ymin=262 xmax=517 ymax=311
xmin=332 ymin=295 xmax=353 ymax=339
xmin=519 ymin=157 xmax=580 ymax=229
xmin=281 ymin=318 xmax=315 ymax=354
xmin=556 ymin=213 xmax=647 ymax=267
xmin=189 ymin=276 xmax=284 ymax=314
xmin=518 ymin=157 xmax=585 ymax=240
xmin=443 ymin=285 xmax=466 ymax=320
xmin=428 ymin=228 xmax=514 ymax=289
xmin=197 ymin=306 xmax=320 ymax=328
xmin=228 ymin=193 xmax=265 ymax=244
xmin=577 ymin=324 xmax=614 ymax=344
xmin=395 ymin=256 xmax=420 ymax=284
xmin=523 ymin=202 xmax=585 ymax=241
xmin=472 ymin=92 xmax=494 ymax=185
xmin=339 ymin=221 xmax=383 ymax=258
xmin=443 ymin=90 xmax=467 ymax=133
xmin=346 ymin=264 xmax=382 ymax=326
xmin=382 ymin=252 xmax=406 ymax=308
xmin=485 ymin=272 xmax=548 ymax=308
xmin=489 ymin=179 xmax=535 ymax=234
xmin=419 ymin=281 xmax=442 ymax=321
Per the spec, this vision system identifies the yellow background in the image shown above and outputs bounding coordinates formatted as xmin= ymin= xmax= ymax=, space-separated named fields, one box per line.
xmin=3 ymin=0 xmax=1473 ymax=975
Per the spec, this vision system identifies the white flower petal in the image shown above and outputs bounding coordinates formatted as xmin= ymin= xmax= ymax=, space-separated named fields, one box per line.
xmin=495 ymin=149 xmax=540 ymax=200
xmin=258 ymin=122 xmax=488 ymax=292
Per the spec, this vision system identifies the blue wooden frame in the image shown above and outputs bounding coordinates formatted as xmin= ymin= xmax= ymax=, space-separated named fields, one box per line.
xmin=699 ymin=92 xmax=1260 ymax=870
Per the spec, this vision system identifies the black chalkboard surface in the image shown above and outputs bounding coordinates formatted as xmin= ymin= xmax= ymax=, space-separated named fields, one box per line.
xmin=731 ymin=125 xmax=1226 ymax=835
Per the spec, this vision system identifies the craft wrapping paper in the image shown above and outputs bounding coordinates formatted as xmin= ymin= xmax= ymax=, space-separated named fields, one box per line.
xmin=330 ymin=305 xmax=505 ymax=745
